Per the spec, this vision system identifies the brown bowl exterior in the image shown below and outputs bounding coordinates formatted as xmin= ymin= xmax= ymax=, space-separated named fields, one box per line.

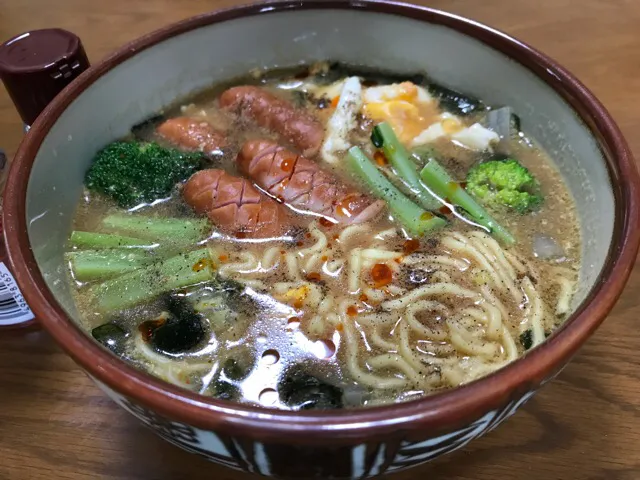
xmin=3 ymin=1 xmax=639 ymax=478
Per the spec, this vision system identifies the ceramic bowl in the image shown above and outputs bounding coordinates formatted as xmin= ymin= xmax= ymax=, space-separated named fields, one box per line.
xmin=4 ymin=1 xmax=639 ymax=478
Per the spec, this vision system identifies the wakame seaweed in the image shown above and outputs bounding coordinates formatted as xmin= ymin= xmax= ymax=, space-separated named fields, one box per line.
xmin=427 ymin=82 xmax=485 ymax=116
xmin=315 ymin=62 xmax=428 ymax=86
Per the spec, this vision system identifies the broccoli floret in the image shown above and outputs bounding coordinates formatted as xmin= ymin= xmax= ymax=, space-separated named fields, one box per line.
xmin=466 ymin=159 xmax=543 ymax=214
xmin=85 ymin=141 xmax=204 ymax=208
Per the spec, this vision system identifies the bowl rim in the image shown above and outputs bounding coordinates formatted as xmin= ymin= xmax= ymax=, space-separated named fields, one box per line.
xmin=4 ymin=0 xmax=639 ymax=442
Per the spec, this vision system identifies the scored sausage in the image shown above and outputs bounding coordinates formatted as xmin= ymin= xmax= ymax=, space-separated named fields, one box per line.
xmin=219 ymin=86 xmax=324 ymax=157
xmin=237 ymin=140 xmax=385 ymax=225
xmin=183 ymin=169 xmax=287 ymax=238
xmin=157 ymin=117 xmax=226 ymax=153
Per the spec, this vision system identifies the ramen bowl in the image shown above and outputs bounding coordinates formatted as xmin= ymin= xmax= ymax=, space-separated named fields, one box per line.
xmin=3 ymin=1 xmax=639 ymax=478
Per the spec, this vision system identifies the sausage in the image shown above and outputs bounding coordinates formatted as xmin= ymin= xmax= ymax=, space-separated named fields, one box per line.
xmin=157 ymin=117 xmax=226 ymax=153
xmin=237 ymin=140 xmax=385 ymax=225
xmin=183 ymin=169 xmax=287 ymax=238
xmin=219 ymin=86 xmax=324 ymax=157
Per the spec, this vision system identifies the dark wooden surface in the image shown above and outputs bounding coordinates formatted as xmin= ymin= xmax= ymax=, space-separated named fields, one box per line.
xmin=1 ymin=1 xmax=639 ymax=479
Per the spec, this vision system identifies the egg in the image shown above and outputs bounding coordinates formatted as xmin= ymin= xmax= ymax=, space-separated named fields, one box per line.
xmin=411 ymin=113 xmax=461 ymax=145
xmin=363 ymin=82 xmax=428 ymax=103
xmin=451 ymin=123 xmax=500 ymax=151
xmin=362 ymin=82 xmax=439 ymax=144
xmin=321 ymin=77 xmax=363 ymax=164
xmin=318 ymin=78 xmax=499 ymax=154
xmin=412 ymin=112 xmax=499 ymax=151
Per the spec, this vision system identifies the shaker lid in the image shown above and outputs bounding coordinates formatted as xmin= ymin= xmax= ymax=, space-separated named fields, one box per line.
xmin=0 ymin=28 xmax=90 ymax=125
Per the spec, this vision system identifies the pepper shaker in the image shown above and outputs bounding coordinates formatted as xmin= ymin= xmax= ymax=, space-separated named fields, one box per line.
xmin=0 ymin=28 xmax=89 ymax=329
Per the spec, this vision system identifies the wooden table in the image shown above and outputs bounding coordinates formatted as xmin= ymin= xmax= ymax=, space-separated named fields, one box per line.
xmin=1 ymin=1 xmax=639 ymax=479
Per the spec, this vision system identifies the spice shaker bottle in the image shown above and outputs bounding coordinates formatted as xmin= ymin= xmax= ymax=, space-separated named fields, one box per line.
xmin=0 ymin=28 xmax=89 ymax=329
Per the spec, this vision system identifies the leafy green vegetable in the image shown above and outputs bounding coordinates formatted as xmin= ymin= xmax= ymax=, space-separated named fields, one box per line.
xmin=371 ymin=123 xmax=440 ymax=211
xmin=102 ymin=214 xmax=209 ymax=245
xmin=419 ymin=158 xmax=515 ymax=245
xmin=466 ymin=159 xmax=543 ymax=214
xmin=65 ymin=249 xmax=153 ymax=282
xmin=68 ymin=215 xmax=211 ymax=285
xmin=88 ymin=248 xmax=215 ymax=312
xmin=347 ymin=147 xmax=446 ymax=236
xmin=69 ymin=231 xmax=156 ymax=250
xmin=85 ymin=141 xmax=204 ymax=208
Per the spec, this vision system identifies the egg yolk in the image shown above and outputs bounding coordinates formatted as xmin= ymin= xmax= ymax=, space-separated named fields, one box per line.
xmin=363 ymin=82 xmax=440 ymax=144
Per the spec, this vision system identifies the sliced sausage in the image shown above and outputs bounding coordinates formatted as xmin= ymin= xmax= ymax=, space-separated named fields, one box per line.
xmin=219 ymin=86 xmax=324 ymax=157
xmin=183 ymin=169 xmax=287 ymax=238
xmin=237 ymin=140 xmax=385 ymax=225
xmin=157 ymin=117 xmax=226 ymax=153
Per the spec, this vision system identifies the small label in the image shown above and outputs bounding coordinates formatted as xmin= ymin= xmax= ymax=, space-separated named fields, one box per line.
xmin=0 ymin=262 xmax=35 ymax=326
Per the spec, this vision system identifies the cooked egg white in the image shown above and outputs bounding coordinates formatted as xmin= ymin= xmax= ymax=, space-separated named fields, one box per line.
xmin=321 ymin=77 xmax=363 ymax=164
xmin=411 ymin=112 xmax=499 ymax=151
xmin=363 ymin=82 xmax=432 ymax=104
xmin=450 ymin=123 xmax=500 ymax=151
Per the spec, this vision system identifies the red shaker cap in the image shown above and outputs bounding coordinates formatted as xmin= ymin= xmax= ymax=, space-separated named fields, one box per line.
xmin=0 ymin=28 xmax=90 ymax=126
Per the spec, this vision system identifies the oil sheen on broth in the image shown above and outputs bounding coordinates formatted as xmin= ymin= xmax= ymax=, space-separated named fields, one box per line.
xmin=68 ymin=62 xmax=580 ymax=409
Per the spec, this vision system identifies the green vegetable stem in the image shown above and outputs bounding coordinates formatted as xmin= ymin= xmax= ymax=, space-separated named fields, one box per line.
xmin=347 ymin=146 xmax=446 ymax=236
xmin=102 ymin=214 xmax=210 ymax=246
xmin=69 ymin=231 xmax=157 ymax=250
xmin=65 ymin=249 xmax=153 ymax=282
xmin=88 ymin=248 xmax=216 ymax=312
xmin=371 ymin=122 xmax=441 ymax=211
xmin=420 ymin=159 xmax=515 ymax=245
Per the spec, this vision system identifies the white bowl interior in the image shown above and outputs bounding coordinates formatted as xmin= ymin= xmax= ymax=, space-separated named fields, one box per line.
xmin=24 ymin=8 xmax=613 ymax=320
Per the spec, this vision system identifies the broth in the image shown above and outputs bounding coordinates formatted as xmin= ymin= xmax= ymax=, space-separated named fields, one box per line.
xmin=67 ymin=63 xmax=580 ymax=409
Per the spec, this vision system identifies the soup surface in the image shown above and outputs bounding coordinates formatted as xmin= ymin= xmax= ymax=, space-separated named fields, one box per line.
xmin=67 ymin=63 xmax=580 ymax=409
